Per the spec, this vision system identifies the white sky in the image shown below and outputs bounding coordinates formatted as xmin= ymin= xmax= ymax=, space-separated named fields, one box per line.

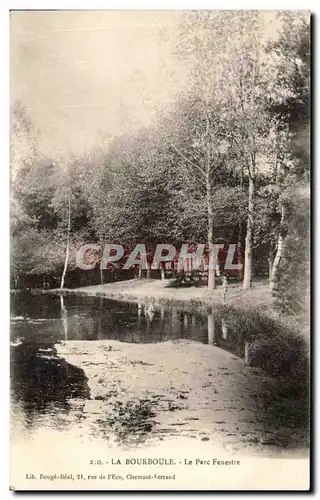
xmin=10 ymin=11 xmax=187 ymax=156
xmin=10 ymin=10 xmax=308 ymax=158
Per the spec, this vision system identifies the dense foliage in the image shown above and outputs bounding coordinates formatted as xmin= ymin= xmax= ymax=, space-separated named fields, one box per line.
xmin=10 ymin=12 xmax=310 ymax=313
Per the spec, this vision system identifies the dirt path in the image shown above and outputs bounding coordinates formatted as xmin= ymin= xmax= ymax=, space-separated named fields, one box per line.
xmin=56 ymin=339 xmax=307 ymax=456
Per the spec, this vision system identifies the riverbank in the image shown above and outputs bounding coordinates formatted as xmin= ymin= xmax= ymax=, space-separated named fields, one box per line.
xmin=48 ymin=279 xmax=309 ymax=455
xmin=55 ymin=338 xmax=309 ymax=455
xmin=51 ymin=277 xmax=309 ymax=336
xmin=55 ymin=278 xmax=273 ymax=310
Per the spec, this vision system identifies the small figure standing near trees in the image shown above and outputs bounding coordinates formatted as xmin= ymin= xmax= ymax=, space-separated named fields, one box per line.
xmin=222 ymin=274 xmax=228 ymax=304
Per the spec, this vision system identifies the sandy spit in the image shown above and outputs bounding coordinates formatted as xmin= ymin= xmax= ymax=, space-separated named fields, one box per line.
xmin=55 ymin=338 xmax=307 ymax=457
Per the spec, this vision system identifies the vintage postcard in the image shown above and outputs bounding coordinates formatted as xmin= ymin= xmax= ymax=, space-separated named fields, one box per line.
xmin=10 ymin=9 xmax=310 ymax=491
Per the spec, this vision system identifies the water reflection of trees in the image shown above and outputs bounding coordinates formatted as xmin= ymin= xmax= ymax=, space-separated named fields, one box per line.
xmin=11 ymin=294 xmax=309 ymax=449
xmin=10 ymin=341 xmax=90 ymax=429
xmin=60 ymin=295 xmax=68 ymax=340
xmin=12 ymin=294 xmax=248 ymax=354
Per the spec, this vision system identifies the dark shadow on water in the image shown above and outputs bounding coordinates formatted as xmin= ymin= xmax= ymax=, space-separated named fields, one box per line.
xmin=11 ymin=340 xmax=90 ymax=430
xmin=10 ymin=292 xmax=309 ymax=449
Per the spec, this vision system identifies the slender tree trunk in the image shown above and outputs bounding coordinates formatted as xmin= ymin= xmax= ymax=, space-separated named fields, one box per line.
xmin=270 ymin=204 xmax=285 ymax=291
xmin=269 ymin=152 xmax=284 ymax=291
xmin=60 ymin=196 xmax=71 ymax=290
xmin=243 ymin=172 xmax=255 ymax=290
xmin=172 ymin=261 xmax=176 ymax=278
xmin=206 ymin=171 xmax=215 ymax=291
xmin=237 ymin=166 xmax=244 ymax=279
xmin=237 ymin=238 xmax=243 ymax=280
xmin=146 ymin=262 xmax=151 ymax=279
xmin=160 ymin=266 xmax=165 ymax=280
xmin=268 ymin=247 xmax=274 ymax=282
xmin=268 ymin=153 xmax=280 ymax=285
xmin=138 ymin=265 xmax=142 ymax=279
xmin=243 ymin=52 xmax=258 ymax=291
xmin=99 ymin=237 xmax=104 ymax=284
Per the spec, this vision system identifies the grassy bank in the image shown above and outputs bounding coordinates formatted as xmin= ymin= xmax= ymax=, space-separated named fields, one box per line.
xmin=51 ymin=277 xmax=309 ymax=335
xmin=55 ymin=277 xmax=272 ymax=309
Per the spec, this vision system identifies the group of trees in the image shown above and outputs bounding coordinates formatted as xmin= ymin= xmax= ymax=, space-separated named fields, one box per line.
xmin=11 ymin=12 xmax=310 ymax=313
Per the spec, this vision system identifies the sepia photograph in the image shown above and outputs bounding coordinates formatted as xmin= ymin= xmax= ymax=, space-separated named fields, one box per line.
xmin=10 ymin=9 xmax=310 ymax=491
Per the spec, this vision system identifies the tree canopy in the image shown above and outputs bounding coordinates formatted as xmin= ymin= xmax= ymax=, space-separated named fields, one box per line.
xmin=10 ymin=11 xmax=310 ymax=312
